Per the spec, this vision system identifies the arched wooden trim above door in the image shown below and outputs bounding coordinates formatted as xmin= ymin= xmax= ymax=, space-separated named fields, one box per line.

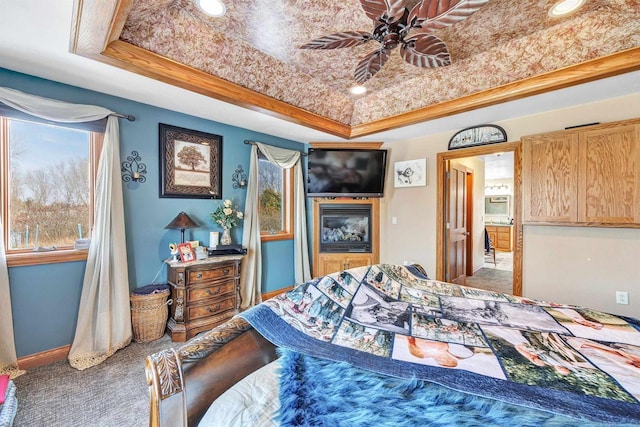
xmin=436 ymin=141 xmax=523 ymax=296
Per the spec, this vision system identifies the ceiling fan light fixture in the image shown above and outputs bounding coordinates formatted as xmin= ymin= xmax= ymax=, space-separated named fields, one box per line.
xmin=195 ymin=0 xmax=226 ymax=17
xmin=299 ymin=0 xmax=488 ymax=84
xmin=548 ymin=0 xmax=585 ymax=17
xmin=350 ymin=85 xmax=367 ymax=95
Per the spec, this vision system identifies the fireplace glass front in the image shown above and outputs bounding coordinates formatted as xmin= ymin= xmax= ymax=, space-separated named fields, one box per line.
xmin=320 ymin=204 xmax=372 ymax=253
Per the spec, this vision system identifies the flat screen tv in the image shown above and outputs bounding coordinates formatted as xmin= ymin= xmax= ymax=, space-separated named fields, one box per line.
xmin=306 ymin=148 xmax=388 ymax=197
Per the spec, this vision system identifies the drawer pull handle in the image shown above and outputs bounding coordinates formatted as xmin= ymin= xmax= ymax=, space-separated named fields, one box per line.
xmin=206 ymin=304 xmax=221 ymax=312
xmin=196 ymin=273 xmax=203 ymax=279
xmin=205 ymin=288 xmax=221 ymax=296
xmin=223 ymin=269 xmax=230 ymax=275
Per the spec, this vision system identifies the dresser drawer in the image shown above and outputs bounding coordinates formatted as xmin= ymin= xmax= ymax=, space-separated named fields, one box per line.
xmin=187 ymin=279 xmax=236 ymax=303
xmin=188 ymin=264 xmax=235 ymax=284
xmin=187 ymin=295 xmax=236 ymax=321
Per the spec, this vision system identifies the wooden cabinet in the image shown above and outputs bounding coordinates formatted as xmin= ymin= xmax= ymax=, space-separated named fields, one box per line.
xmin=317 ymin=253 xmax=375 ymax=275
xmin=312 ymin=198 xmax=379 ymax=277
xmin=578 ymin=123 xmax=640 ymax=224
xmin=485 ymin=225 xmax=512 ymax=251
xmin=522 ymin=131 xmax=579 ymax=223
xmin=522 ymin=119 xmax=640 ymax=226
xmin=165 ymin=255 xmax=242 ymax=342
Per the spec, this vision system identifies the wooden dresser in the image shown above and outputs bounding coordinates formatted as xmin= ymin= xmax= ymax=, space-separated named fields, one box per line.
xmin=165 ymin=255 xmax=242 ymax=342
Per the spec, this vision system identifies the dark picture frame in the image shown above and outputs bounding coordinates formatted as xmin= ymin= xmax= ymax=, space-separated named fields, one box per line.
xmin=448 ymin=124 xmax=507 ymax=150
xmin=159 ymin=123 xmax=223 ymax=199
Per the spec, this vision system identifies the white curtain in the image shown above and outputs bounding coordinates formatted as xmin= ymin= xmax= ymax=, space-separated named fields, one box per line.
xmin=0 ymin=218 xmax=24 ymax=378
xmin=0 ymin=87 xmax=132 ymax=370
xmin=241 ymin=143 xmax=311 ymax=309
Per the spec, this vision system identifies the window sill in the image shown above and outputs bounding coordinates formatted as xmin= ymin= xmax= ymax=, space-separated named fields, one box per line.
xmin=6 ymin=249 xmax=89 ymax=267
xmin=260 ymin=233 xmax=293 ymax=243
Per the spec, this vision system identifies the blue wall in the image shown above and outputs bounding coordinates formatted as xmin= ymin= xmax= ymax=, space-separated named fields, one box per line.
xmin=1 ymin=68 xmax=305 ymax=357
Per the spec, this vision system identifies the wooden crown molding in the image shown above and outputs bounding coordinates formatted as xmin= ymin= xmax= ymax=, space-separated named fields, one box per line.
xmin=310 ymin=142 xmax=383 ymax=149
xmin=70 ymin=0 xmax=640 ymax=140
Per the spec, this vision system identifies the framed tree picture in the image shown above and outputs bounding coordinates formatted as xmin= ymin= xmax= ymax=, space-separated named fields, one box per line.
xmin=159 ymin=123 xmax=223 ymax=199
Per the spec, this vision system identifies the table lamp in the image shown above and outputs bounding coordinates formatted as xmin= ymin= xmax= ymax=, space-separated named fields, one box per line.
xmin=165 ymin=211 xmax=199 ymax=243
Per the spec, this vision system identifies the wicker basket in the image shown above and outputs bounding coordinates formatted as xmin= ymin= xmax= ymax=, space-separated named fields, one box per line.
xmin=130 ymin=289 xmax=172 ymax=342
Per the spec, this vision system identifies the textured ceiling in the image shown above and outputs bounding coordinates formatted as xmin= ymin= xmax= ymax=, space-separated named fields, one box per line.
xmin=71 ymin=0 xmax=640 ymax=138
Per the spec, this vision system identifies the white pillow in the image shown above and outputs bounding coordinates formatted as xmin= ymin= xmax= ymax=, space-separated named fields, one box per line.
xmin=198 ymin=359 xmax=281 ymax=427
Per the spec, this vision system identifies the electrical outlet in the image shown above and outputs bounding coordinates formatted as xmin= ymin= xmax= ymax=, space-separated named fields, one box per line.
xmin=616 ymin=291 xmax=629 ymax=305
xmin=392 ymin=216 xmax=398 ymax=225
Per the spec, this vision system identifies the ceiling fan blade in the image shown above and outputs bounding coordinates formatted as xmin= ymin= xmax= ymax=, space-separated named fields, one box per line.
xmin=354 ymin=48 xmax=391 ymax=83
xmin=408 ymin=0 xmax=488 ymax=31
xmin=300 ymin=31 xmax=373 ymax=49
xmin=400 ymin=33 xmax=451 ymax=68
xmin=360 ymin=0 xmax=407 ymax=24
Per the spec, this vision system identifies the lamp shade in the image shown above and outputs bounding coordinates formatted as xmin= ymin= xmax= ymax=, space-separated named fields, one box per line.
xmin=165 ymin=212 xmax=199 ymax=243
xmin=165 ymin=212 xmax=199 ymax=230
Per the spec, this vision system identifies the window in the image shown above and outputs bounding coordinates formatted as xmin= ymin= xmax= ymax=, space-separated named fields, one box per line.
xmin=258 ymin=154 xmax=293 ymax=241
xmin=1 ymin=114 xmax=102 ymax=266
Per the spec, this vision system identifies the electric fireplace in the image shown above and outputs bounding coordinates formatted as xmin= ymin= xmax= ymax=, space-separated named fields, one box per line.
xmin=319 ymin=204 xmax=372 ymax=253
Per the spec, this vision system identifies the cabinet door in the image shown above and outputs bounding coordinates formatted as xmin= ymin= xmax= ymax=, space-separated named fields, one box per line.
xmin=344 ymin=254 xmax=375 ymax=270
xmin=485 ymin=226 xmax=498 ymax=248
xmin=522 ymin=132 xmax=579 ymax=223
xmin=318 ymin=256 xmax=347 ymax=277
xmin=578 ymin=124 xmax=640 ymax=224
xmin=496 ymin=226 xmax=512 ymax=251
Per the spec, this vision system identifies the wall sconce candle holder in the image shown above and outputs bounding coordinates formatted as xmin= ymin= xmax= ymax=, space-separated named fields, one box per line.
xmin=121 ymin=151 xmax=147 ymax=183
xmin=232 ymin=164 xmax=247 ymax=189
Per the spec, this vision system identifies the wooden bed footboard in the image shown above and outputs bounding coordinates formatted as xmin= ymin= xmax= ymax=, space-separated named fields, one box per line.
xmin=145 ymin=316 xmax=278 ymax=427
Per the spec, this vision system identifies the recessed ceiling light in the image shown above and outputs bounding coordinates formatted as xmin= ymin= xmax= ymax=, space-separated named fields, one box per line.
xmin=350 ymin=85 xmax=367 ymax=95
xmin=548 ymin=0 xmax=585 ymax=17
xmin=195 ymin=0 xmax=226 ymax=17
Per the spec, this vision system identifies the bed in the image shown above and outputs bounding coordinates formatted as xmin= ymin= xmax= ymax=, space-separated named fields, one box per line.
xmin=145 ymin=264 xmax=640 ymax=426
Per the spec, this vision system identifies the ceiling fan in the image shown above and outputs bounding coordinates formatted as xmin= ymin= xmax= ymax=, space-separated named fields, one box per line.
xmin=300 ymin=0 xmax=489 ymax=84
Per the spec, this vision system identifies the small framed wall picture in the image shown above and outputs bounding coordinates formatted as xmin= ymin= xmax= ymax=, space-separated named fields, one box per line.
xmin=394 ymin=158 xmax=427 ymax=188
xmin=177 ymin=242 xmax=195 ymax=263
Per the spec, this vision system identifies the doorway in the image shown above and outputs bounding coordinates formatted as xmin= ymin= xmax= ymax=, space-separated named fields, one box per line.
xmin=436 ymin=141 xmax=523 ymax=296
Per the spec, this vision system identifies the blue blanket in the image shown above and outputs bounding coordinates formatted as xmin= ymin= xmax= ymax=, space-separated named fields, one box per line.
xmin=241 ymin=264 xmax=640 ymax=424
xmin=276 ymin=348 xmax=609 ymax=426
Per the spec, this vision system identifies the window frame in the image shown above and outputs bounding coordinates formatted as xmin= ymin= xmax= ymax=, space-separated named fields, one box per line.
xmin=258 ymin=159 xmax=294 ymax=242
xmin=0 ymin=115 xmax=102 ymax=267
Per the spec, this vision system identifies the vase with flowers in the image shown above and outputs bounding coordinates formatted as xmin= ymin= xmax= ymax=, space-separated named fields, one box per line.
xmin=210 ymin=199 xmax=243 ymax=245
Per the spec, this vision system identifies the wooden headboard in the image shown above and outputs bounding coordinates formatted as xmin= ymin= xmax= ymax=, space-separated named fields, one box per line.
xmin=145 ymin=317 xmax=277 ymax=427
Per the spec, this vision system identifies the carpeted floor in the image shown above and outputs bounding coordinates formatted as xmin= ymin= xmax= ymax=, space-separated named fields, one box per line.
xmin=12 ymin=335 xmax=175 ymax=427
xmin=465 ymin=268 xmax=513 ymax=294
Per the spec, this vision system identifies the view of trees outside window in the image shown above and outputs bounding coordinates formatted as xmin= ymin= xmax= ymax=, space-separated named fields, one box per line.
xmin=7 ymin=118 xmax=91 ymax=249
xmin=258 ymin=157 xmax=283 ymax=233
